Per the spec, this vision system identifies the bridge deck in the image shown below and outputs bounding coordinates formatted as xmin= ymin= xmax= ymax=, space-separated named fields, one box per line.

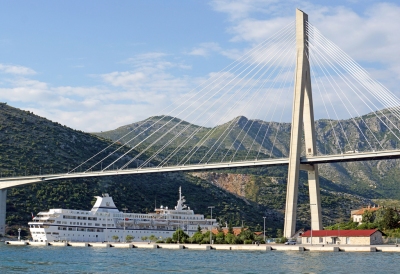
xmin=2 ymin=150 xmax=400 ymax=189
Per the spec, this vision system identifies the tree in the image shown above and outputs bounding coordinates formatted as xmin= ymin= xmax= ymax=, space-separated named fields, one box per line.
xmin=215 ymin=231 xmax=225 ymax=244
xmin=362 ymin=210 xmax=374 ymax=223
xmin=228 ymin=221 xmax=234 ymax=235
xmin=190 ymin=230 xmax=204 ymax=243
xmin=380 ymin=208 xmax=399 ymax=230
xmin=141 ymin=236 xmax=148 ymax=241
xmin=111 ymin=235 xmax=119 ymax=242
xmin=148 ymin=234 xmax=157 ymax=242
xmin=238 ymin=228 xmax=254 ymax=242
xmin=225 ymin=233 xmax=235 ymax=244
xmin=125 ymin=235 xmax=134 ymax=242
xmin=172 ymin=229 xmax=189 ymax=243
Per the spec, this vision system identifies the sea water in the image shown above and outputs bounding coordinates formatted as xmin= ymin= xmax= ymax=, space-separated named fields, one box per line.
xmin=1 ymin=243 xmax=399 ymax=273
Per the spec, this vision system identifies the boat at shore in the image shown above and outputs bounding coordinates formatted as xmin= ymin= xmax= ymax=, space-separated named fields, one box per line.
xmin=29 ymin=187 xmax=217 ymax=242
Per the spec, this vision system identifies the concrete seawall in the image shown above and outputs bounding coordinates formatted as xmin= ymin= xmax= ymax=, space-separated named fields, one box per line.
xmin=4 ymin=241 xmax=400 ymax=252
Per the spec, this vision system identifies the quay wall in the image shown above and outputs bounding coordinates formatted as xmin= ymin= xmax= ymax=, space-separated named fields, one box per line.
xmin=4 ymin=241 xmax=400 ymax=252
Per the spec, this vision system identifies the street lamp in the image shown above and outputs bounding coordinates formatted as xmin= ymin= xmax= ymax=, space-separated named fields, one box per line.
xmin=263 ymin=217 xmax=266 ymax=243
xmin=208 ymin=206 xmax=215 ymax=245
xmin=123 ymin=207 xmax=128 ymax=242
xmin=18 ymin=228 xmax=21 ymax=241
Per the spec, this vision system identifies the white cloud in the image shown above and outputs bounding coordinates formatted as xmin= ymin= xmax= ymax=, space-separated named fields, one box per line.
xmin=188 ymin=42 xmax=222 ymax=57
xmin=2 ymin=1 xmax=400 ymax=134
xmin=0 ymin=64 xmax=36 ymax=75
xmin=101 ymin=71 xmax=146 ymax=87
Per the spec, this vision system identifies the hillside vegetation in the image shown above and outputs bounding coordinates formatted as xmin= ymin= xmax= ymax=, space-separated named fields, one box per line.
xmin=95 ymin=112 xmax=400 ymax=199
xmin=0 ymin=103 xmax=283 ymax=235
xmin=2 ymin=103 xmax=394 ymax=236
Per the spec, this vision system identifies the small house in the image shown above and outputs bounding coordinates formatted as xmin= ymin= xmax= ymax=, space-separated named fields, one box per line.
xmin=351 ymin=206 xmax=380 ymax=223
xmin=301 ymin=229 xmax=383 ymax=245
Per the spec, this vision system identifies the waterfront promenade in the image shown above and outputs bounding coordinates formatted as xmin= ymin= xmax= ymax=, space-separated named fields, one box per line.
xmin=4 ymin=241 xmax=400 ymax=252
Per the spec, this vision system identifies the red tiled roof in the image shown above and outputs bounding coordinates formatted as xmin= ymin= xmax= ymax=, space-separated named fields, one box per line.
xmin=211 ymin=227 xmax=245 ymax=236
xmin=301 ymin=229 xmax=379 ymax=237
xmin=351 ymin=207 xmax=380 ymax=215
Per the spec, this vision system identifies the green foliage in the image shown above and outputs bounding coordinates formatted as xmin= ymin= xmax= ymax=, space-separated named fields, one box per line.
xmin=141 ymin=236 xmax=148 ymax=241
xmin=224 ymin=233 xmax=235 ymax=244
xmin=125 ymin=235 xmax=134 ymax=242
xmin=228 ymin=221 xmax=234 ymax=235
xmin=3 ymin=103 xmax=400 ymax=238
xmin=276 ymin=229 xmax=283 ymax=238
xmin=215 ymin=231 xmax=225 ymax=244
xmin=238 ymin=228 xmax=254 ymax=242
xmin=165 ymin=237 xmax=173 ymax=243
xmin=277 ymin=237 xmax=287 ymax=244
xmin=362 ymin=210 xmax=374 ymax=223
xmin=172 ymin=229 xmax=189 ymax=243
xmin=378 ymin=208 xmax=399 ymax=230
xmin=190 ymin=230 xmax=204 ymax=244
xmin=111 ymin=235 xmax=119 ymax=242
xmin=148 ymin=234 xmax=158 ymax=242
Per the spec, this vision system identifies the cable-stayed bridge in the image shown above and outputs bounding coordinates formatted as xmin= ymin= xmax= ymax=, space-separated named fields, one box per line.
xmin=2 ymin=9 xmax=400 ymax=237
xmin=4 ymin=149 xmax=400 ymax=188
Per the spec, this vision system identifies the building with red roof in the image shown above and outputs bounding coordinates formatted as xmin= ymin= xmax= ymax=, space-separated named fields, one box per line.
xmin=211 ymin=227 xmax=245 ymax=236
xmin=351 ymin=205 xmax=380 ymax=223
xmin=301 ymin=229 xmax=383 ymax=245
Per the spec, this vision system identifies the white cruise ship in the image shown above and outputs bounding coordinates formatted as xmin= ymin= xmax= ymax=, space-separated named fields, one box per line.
xmin=29 ymin=187 xmax=218 ymax=242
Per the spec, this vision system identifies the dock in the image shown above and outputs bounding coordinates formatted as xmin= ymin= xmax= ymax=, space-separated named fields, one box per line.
xmin=4 ymin=241 xmax=400 ymax=252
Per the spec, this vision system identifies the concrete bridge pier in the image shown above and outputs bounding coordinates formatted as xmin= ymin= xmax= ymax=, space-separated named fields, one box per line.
xmin=284 ymin=9 xmax=322 ymax=238
xmin=0 ymin=189 xmax=6 ymax=236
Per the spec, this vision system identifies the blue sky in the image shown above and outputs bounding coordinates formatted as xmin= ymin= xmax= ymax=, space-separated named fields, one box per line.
xmin=1 ymin=0 xmax=400 ymax=131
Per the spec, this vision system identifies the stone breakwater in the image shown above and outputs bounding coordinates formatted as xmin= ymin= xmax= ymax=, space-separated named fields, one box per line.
xmin=5 ymin=241 xmax=400 ymax=252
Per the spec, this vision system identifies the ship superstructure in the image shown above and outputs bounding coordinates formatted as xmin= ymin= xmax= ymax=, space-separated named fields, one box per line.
xmin=29 ymin=188 xmax=217 ymax=242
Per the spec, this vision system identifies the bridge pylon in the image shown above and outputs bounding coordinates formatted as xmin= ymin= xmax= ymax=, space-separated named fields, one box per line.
xmin=284 ymin=9 xmax=322 ymax=238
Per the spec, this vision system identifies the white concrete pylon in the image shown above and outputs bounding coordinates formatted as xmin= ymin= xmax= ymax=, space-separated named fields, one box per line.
xmin=283 ymin=9 xmax=322 ymax=238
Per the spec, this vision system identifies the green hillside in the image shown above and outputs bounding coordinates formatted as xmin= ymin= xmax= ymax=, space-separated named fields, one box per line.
xmin=94 ymin=111 xmax=400 ymax=199
xmin=0 ymin=103 xmax=284 ymax=235
xmin=0 ymin=103 xmax=388 ymax=236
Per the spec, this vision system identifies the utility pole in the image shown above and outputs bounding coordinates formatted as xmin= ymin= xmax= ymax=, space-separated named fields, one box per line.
xmin=208 ymin=206 xmax=215 ymax=245
xmin=263 ymin=217 xmax=266 ymax=242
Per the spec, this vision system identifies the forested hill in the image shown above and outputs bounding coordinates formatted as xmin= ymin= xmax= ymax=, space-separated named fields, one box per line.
xmin=94 ymin=111 xmax=400 ymax=200
xmin=0 ymin=103 xmax=286 ymax=234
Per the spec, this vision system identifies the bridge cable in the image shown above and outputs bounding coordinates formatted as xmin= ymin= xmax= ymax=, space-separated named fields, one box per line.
xmin=176 ymin=26 xmax=296 ymax=166
xmin=228 ymin=53 xmax=295 ymax=162
xmin=217 ymin=37 xmax=295 ymax=163
xmin=122 ymin=22 xmax=296 ymax=169
xmin=197 ymin=32 xmax=296 ymax=164
xmin=307 ymin=42 xmax=375 ymax=151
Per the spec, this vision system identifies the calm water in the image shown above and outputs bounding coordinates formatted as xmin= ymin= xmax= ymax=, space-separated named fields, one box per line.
xmin=1 ymin=243 xmax=400 ymax=273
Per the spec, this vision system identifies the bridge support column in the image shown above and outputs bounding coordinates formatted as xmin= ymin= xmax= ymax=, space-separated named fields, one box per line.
xmin=0 ymin=189 xmax=6 ymax=236
xmin=284 ymin=9 xmax=322 ymax=238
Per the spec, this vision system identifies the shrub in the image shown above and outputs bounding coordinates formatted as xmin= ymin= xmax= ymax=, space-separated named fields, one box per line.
xmin=111 ymin=235 xmax=119 ymax=242
xmin=125 ymin=235 xmax=134 ymax=242
xmin=277 ymin=237 xmax=287 ymax=244
xmin=165 ymin=237 xmax=173 ymax=243
xmin=244 ymin=240 xmax=253 ymax=244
